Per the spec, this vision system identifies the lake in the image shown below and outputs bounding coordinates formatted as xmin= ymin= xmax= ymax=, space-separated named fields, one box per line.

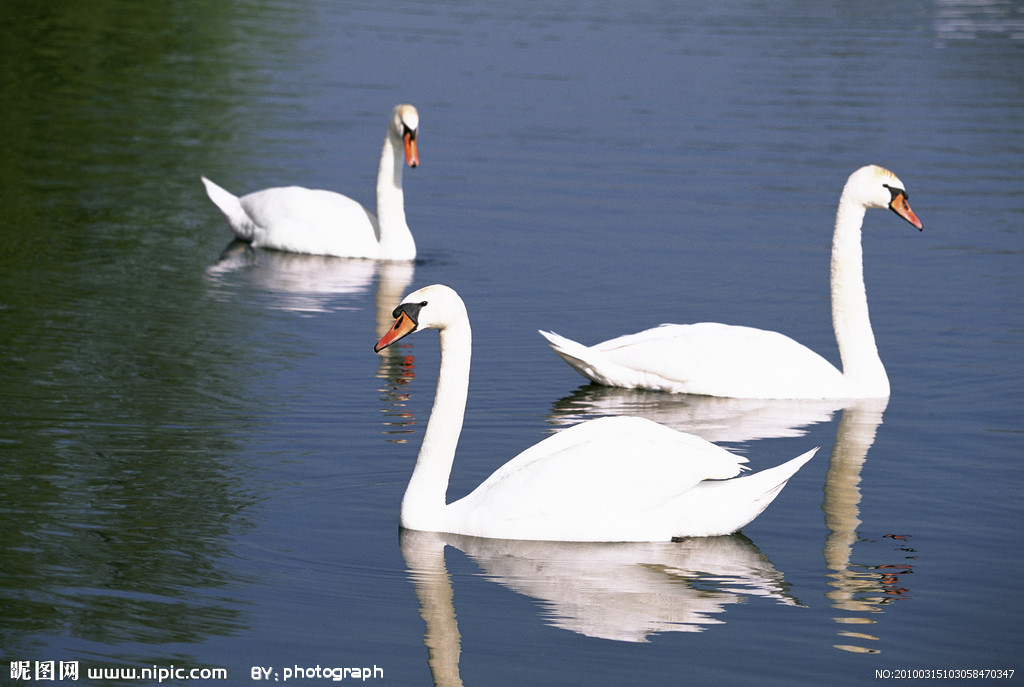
xmin=1 ymin=1 xmax=1022 ymax=685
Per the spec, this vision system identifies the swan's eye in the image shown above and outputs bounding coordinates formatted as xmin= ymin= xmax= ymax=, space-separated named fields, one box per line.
xmin=392 ymin=300 xmax=428 ymax=324
xmin=882 ymin=183 xmax=907 ymax=202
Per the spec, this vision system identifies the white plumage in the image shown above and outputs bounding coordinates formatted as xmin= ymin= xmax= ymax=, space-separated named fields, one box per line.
xmin=541 ymin=165 xmax=923 ymax=399
xmin=375 ymin=284 xmax=815 ymax=542
xmin=202 ymin=104 xmax=419 ymax=259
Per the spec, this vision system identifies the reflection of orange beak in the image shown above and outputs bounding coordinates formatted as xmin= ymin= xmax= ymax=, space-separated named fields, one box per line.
xmin=890 ymin=192 xmax=923 ymax=230
xmin=403 ymin=131 xmax=419 ymax=168
xmin=375 ymin=310 xmax=417 ymax=353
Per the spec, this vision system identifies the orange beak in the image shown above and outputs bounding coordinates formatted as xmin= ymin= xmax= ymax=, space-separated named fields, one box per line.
xmin=889 ymin=192 xmax=923 ymax=231
xmin=375 ymin=310 xmax=417 ymax=353
xmin=403 ymin=130 xmax=419 ymax=168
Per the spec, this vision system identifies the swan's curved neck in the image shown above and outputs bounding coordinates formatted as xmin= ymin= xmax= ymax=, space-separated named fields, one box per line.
xmin=401 ymin=319 xmax=472 ymax=530
xmin=830 ymin=192 xmax=889 ymax=397
xmin=375 ymin=134 xmax=415 ymax=258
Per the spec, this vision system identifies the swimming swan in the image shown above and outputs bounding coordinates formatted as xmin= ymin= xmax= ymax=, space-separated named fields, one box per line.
xmin=540 ymin=165 xmax=923 ymax=399
xmin=374 ymin=284 xmax=816 ymax=542
xmin=201 ymin=104 xmax=419 ymax=259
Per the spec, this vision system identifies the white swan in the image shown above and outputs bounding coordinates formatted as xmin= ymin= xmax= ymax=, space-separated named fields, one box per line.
xmin=541 ymin=165 xmax=923 ymax=399
xmin=201 ymin=104 xmax=419 ymax=259
xmin=374 ymin=284 xmax=816 ymax=542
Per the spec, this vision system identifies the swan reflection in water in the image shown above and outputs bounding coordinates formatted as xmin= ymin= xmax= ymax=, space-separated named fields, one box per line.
xmin=206 ymin=240 xmax=414 ymax=319
xmin=821 ymin=397 xmax=915 ymax=654
xmin=547 ymin=384 xmax=845 ymax=444
xmin=401 ymin=528 xmax=801 ymax=684
xmin=548 ymin=387 xmax=915 ymax=654
xmin=205 ymin=243 xmax=418 ymax=437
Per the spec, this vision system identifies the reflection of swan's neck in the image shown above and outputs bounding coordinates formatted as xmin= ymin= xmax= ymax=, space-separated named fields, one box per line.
xmin=402 ymin=319 xmax=471 ymax=531
xmin=401 ymin=531 xmax=464 ymax=687
xmin=375 ymin=262 xmax=416 ymax=341
xmin=831 ymin=192 xmax=888 ymax=397
xmin=821 ymin=398 xmax=888 ymax=633
xmin=376 ymin=133 xmax=415 ymax=259
xmin=822 ymin=401 xmax=886 ymax=572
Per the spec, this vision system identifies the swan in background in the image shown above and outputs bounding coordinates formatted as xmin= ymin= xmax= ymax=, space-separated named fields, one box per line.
xmin=374 ymin=284 xmax=816 ymax=542
xmin=541 ymin=165 xmax=923 ymax=399
xmin=201 ymin=104 xmax=420 ymax=259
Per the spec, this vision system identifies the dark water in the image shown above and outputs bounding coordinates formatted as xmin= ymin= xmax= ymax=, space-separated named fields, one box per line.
xmin=2 ymin=1 xmax=1022 ymax=685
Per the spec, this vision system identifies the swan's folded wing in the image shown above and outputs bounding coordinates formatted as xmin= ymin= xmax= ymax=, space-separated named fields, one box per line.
xmin=594 ymin=323 xmax=844 ymax=398
xmin=454 ymin=416 xmax=747 ymax=537
xmin=239 ymin=187 xmax=380 ymax=256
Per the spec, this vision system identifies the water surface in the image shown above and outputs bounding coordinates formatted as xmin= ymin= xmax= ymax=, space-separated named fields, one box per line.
xmin=1 ymin=1 xmax=1022 ymax=684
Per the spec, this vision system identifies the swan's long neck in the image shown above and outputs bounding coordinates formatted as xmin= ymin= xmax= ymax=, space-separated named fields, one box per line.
xmin=375 ymin=133 xmax=416 ymax=259
xmin=830 ymin=192 xmax=889 ymax=397
xmin=401 ymin=319 xmax=471 ymax=531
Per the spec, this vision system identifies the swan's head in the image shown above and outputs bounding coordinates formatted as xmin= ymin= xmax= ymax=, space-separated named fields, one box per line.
xmin=390 ymin=104 xmax=420 ymax=168
xmin=846 ymin=165 xmax=923 ymax=230
xmin=374 ymin=284 xmax=466 ymax=353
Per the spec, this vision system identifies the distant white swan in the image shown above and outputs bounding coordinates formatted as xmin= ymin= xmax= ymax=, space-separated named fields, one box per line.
xmin=541 ymin=165 xmax=923 ymax=399
xmin=374 ymin=284 xmax=816 ymax=542
xmin=201 ymin=104 xmax=419 ymax=259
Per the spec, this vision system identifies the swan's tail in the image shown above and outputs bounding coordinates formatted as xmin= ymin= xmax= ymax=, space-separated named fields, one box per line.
xmin=672 ymin=447 xmax=818 ymax=537
xmin=201 ymin=176 xmax=257 ymax=242
xmin=539 ymin=330 xmax=608 ymax=384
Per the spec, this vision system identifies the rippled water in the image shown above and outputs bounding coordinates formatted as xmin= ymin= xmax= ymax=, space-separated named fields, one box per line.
xmin=2 ymin=1 xmax=1022 ymax=685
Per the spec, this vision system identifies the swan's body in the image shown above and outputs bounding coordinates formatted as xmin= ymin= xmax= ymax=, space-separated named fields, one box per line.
xmin=541 ymin=165 xmax=923 ymax=399
xmin=374 ymin=284 xmax=816 ymax=542
xmin=201 ymin=104 xmax=419 ymax=259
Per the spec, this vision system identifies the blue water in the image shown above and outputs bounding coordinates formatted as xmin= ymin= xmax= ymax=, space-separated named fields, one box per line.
xmin=1 ymin=1 xmax=1022 ymax=685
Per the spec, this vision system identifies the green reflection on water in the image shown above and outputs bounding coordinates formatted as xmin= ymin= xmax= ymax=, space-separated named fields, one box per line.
xmin=0 ymin=0 xmax=299 ymax=659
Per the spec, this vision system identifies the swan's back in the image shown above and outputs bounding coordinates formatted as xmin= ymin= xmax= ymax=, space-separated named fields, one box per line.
xmin=547 ymin=323 xmax=846 ymax=399
xmin=446 ymin=416 xmax=751 ymax=541
xmin=239 ymin=186 xmax=381 ymax=257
